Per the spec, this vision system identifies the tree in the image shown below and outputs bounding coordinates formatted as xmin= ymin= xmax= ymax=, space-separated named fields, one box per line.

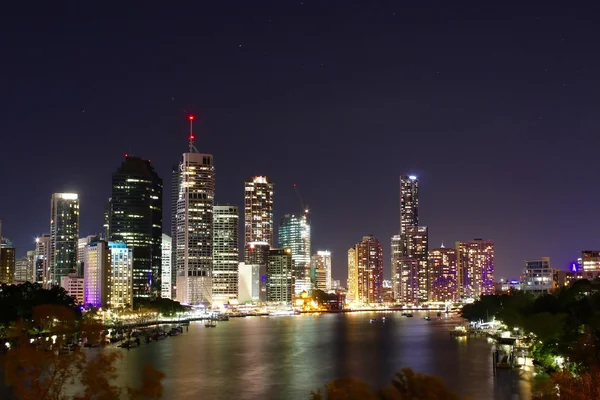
xmin=310 ymin=368 xmax=466 ymax=400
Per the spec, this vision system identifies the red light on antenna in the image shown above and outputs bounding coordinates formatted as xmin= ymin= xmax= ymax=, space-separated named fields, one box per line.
xmin=188 ymin=115 xmax=195 ymax=121
xmin=125 ymin=153 xmax=128 ymax=157
xmin=190 ymin=135 xmax=195 ymax=140
xmin=293 ymin=184 xmax=297 ymax=187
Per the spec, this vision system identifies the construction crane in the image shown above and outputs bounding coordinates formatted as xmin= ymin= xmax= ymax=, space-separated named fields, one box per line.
xmin=293 ymin=184 xmax=309 ymax=217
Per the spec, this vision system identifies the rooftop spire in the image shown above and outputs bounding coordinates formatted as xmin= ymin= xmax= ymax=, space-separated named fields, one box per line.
xmin=188 ymin=115 xmax=199 ymax=153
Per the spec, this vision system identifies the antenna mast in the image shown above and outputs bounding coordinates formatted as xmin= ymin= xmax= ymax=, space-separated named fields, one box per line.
xmin=293 ymin=184 xmax=309 ymax=217
xmin=188 ymin=115 xmax=199 ymax=153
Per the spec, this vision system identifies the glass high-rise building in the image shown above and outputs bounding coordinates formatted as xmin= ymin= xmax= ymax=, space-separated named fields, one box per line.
xmin=0 ymin=238 xmax=15 ymax=284
xmin=405 ymin=226 xmax=429 ymax=303
xmin=456 ymin=239 xmax=494 ymax=299
xmin=390 ymin=234 xmax=402 ymax=301
xmin=174 ymin=145 xmax=215 ymax=305
xmin=244 ymin=176 xmax=274 ymax=247
xmin=108 ymin=156 xmax=163 ymax=303
xmin=244 ymin=241 xmax=269 ymax=302
xmin=267 ymin=248 xmax=294 ymax=303
xmin=355 ymin=235 xmax=384 ymax=304
xmin=311 ymin=250 xmax=331 ymax=291
xmin=428 ymin=247 xmax=458 ymax=302
xmin=108 ymin=241 xmax=133 ymax=308
xmin=400 ymin=175 xmax=419 ymax=253
xmin=279 ymin=213 xmax=311 ymax=294
xmin=213 ymin=206 xmax=239 ymax=304
xmin=161 ymin=234 xmax=172 ymax=299
xmin=35 ymin=235 xmax=51 ymax=286
xmin=84 ymin=240 xmax=110 ymax=308
xmin=50 ymin=193 xmax=79 ymax=286
xmin=347 ymin=246 xmax=358 ymax=302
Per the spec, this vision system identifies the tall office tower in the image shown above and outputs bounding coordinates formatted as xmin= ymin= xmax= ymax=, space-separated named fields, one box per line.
xmin=170 ymin=165 xmax=179 ymax=299
xmin=34 ymin=235 xmax=51 ymax=285
xmin=267 ymin=248 xmax=294 ymax=303
xmin=50 ymin=193 xmax=79 ymax=286
xmin=347 ymin=246 xmax=358 ymax=302
xmin=354 ymin=235 xmax=384 ymax=304
xmin=244 ymin=176 xmax=274 ymax=246
xmin=244 ymin=241 xmax=270 ymax=302
xmin=103 ymin=199 xmax=111 ymax=239
xmin=213 ymin=206 xmax=239 ymax=304
xmin=397 ymin=257 xmax=419 ymax=304
xmin=279 ymin=213 xmax=311 ymax=294
xmin=405 ymin=226 xmax=429 ymax=303
xmin=109 ymin=156 xmax=163 ymax=302
xmin=399 ymin=175 xmax=419 ymax=254
xmin=391 ymin=235 xmax=402 ymax=301
xmin=161 ymin=234 xmax=172 ymax=299
xmin=311 ymin=250 xmax=332 ymax=291
xmin=174 ymin=117 xmax=215 ymax=305
xmin=108 ymin=241 xmax=133 ymax=308
xmin=456 ymin=239 xmax=494 ymax=299
xmin=84 ymin=240 xmax=110 ymax=308
xmin=0 ymin=238 xmax=15 ymax=284
xmin=428 ymin=247 xmax=458 ymax=302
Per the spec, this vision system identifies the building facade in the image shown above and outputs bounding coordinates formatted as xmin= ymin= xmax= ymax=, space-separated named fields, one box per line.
xmin=161 ymin=234 xmax=172 ymax=299
xmin=174 ymin=150 xmax=215 ymax=305
xmin=35 ymin=235 xmax=51 ymax=286
xmin=108 ymin=156 xmax=163 ymax=303
xmin=84 ymin=240 xmax=110 ymax=308
xmin=108 ymin=241 xmax=133 ymax=308
xmin=311 ymin=250 xmax=332 ymax=291
xmin=428 ymin=247 xmax=458 ymax=302
xmin=347 ymin=246 xmax=358 ymax=302
xmin=267 ymin=248 xmax=294 ymax=303
xmin=244 ymin=176 xmax=274 ymax=246
xmin=405 ymin=226 xmax=429 ymax=303
xmin=213 ymin=206 xmax=239 ymax=304
xmin=60 ymin=274 xmax=84 ymax=304
xmin=50 ymin=193 xmax=79 ymax=286
xmin=397 ymin=257 xmax=419 ymax=304
xmin=0 ymin=241 xmax=15 ymax=284
xmin=391 ymin=234 xmax=402 ymax=301
xmin=238 ymin=262 xmax=260 ymax=303
xmin=355 ymin=235 xmax=384 ymax=304
xmin=244 ymin=241 xmax=270 ymax=302
xmin=456 ymin=239 xmax=495 ymax=299
xmin=14 ymin=255 xmax=32 ymax=283
xmin=279 ymin=213 xmax=311 ymax=294
xmin=521 ymin=257 xmax=555 ymax=295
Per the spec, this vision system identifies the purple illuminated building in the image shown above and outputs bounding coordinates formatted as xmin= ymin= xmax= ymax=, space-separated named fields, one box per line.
xmin=428 ymin=246 xmax=457 ymax=302
xmin=456 ymin=239 xmax=494 ymax=299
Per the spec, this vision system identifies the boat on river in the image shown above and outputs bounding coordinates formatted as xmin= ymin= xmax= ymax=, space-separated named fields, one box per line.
xmin=205 ymin=320 xmax=217 ymax=328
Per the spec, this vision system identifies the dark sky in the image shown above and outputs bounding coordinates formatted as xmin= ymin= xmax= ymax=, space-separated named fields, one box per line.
xmin=1 ymin=1 xmax=599 ymax=282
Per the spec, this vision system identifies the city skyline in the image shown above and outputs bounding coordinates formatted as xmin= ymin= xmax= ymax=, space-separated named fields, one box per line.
xmin=2 ymin=2 xmax=598 ymax=281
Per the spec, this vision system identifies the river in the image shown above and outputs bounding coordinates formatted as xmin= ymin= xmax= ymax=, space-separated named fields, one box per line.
xmin=102 ymin=311 xmax=531 ymax=399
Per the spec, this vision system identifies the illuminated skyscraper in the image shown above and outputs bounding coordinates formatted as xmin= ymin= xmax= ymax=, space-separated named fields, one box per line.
xmin=174 ymin=117 xmax=215 ymax=305
xmin=267 ymin=248 xmax=294 ymax=303
xmin=355 ymin=235 xmax=384 ymax=304
xmin=311 ymin=250 xmax=332 ymax=291
xmin=456 ymin=239 xmax=494 ymax=299
xmin=34 ymin=235 xmax=51 ymax=285
xmin=84 ymin=240 xmax=110 ymax=308
xmin=213 ymin=206 xmax=239 ymax=304
xmin=108 ymin=241 xmax=133 ymax=308
xmin=50 ymin=193 xmax=79 ymax=286
xmin=0 ymin=238 xmax=15 ymax=284
xmin=391 ymin=235 xmax=402 ymax=301
xmin=244 ymin=176 xmax=274 ymax=246
xmin=397 ymin=257 xmax=419 ymax=304
xmin=400 ymin=175 xmax=419 ymax=254
xmin=15 ymin=254 xmax=34 ymax=283
xmin=347 ymin=246 xmax=358 ymax=302
xmin=161 ymin=234 xmax=172 ymax=299
xmin=108 ymin=156 xmax=162 ymax=302
xmin=405 ymin=226 xmax=429 ymax=303
xmin=428 ymin=247 xmax=458 ymax=302
xmin=279 ymin=213 xmax=311 ymax=294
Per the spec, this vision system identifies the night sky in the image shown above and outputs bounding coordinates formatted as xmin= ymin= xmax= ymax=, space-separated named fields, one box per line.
xmin=1 ymin=2 xmax=598 ymax=282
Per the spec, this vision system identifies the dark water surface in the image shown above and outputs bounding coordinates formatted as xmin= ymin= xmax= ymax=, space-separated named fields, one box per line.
xmin=109 ymin=312 xmax=530 ymax=400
